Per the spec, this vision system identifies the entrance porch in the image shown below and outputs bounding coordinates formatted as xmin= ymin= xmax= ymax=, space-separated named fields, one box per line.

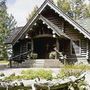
xmin=32 ymin=36 xmax=70 ymax=60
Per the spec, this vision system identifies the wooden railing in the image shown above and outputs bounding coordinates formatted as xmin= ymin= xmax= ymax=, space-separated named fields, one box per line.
xmin=54 ymin=48 xmax=67 ymax=64
xmin=10 ymin=50 xmax=31 ymax=63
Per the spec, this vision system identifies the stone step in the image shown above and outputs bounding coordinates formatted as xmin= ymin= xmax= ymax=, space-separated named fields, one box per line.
xmin=32 ymin=60 xmax=45 ymax=68
xmin=33 ymin=64 xmax=44 ymax=67
xmin=12 ymin=59 xmax=63 ymax=68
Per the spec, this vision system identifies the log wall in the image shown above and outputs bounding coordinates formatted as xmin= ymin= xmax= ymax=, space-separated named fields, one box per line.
xmin=42 ymin=8 xmax=89 ymax=63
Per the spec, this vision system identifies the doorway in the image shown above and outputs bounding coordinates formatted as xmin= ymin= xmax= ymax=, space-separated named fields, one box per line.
xmin=34 ymin=38 xmax=55 ymax=59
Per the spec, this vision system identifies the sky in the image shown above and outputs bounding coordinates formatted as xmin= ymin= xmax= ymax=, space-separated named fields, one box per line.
xmin=6 ymin=0 xmax=44 ymax=26
xmin=6 ymin=0 xmax=90 ymax=27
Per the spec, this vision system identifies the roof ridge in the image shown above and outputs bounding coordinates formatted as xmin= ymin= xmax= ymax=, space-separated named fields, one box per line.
xmin=6 ymin=0 xmax=90 ymax=44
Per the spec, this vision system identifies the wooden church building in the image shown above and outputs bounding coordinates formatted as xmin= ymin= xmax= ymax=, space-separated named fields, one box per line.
xmin=5 ymin=0 xmax=90 ymax=67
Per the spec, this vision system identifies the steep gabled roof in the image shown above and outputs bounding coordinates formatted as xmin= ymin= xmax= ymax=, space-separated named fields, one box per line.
xmin=5 ymin=27 xmax=23 ymax=44
xmin=77 ymin=18 xmax=90 ymax=33
xmin=6 ymin=0 xmax=90 ymax=45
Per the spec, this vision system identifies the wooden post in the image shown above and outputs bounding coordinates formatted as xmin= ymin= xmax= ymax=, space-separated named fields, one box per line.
xmin=56 ymin=38 xmax=59 ymax=59
xmin=31 ymin=38 xmax=34 ymax=52
xmin=10 ymin=45 xmax=13 ymax=68
xmin=86 ymin=39 xmax=89 ymax=60
xmin=9 ymin=58 xmax=12 ymax=68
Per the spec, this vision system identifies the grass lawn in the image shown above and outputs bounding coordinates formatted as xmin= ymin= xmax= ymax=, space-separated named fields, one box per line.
xmin=0 ymin=60 xmax=9 ymax=64
xmin=63 ymin=64 xmax=90 ymax=71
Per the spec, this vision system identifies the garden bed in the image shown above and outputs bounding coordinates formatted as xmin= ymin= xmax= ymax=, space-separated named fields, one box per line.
xmin=0 ymin=68 xmax=89 ymax=90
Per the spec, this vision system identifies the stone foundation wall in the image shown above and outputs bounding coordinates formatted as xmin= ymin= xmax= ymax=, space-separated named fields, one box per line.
xmin=11 ymin=58 xmax=89 ymax=68
xmin=67 ymin=58 xmax=89 ymax=65
xmin=11 ymin=59 xmax=63 ymax=68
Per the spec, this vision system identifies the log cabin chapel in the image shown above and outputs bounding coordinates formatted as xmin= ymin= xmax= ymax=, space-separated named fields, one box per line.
xmin=5 ymin=0 xmax=90 ymax=68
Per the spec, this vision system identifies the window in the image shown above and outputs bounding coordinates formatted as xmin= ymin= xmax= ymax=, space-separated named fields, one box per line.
xmin=20 ymin=43 xmax=27 ymax=53
xmin=27 ymin=42 xmax=31 ymax=51
xmin=71 ymin=40 xmax=81 ymax=55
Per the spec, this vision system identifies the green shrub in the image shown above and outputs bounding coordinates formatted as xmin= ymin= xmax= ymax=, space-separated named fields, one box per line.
xmin=36 ymin=69 xmax=52 ymax=80
xmin=21 ymin=69 xmax=37 ymax=79
xmin=57 ymin=64 xmax=86 ymax=78
xmin=28 ymin=52 xmax=38 ymax=59
xmin=64 ymin=64 xmax=86 ymax=70
xmin=21 ymin=69 xmax=52 ymax=80
xmin=5 ymin=69 xmax=52 ymax=81
xmin=63 ymin=64 xmax=90 ymax=70
xmin=0 ymin=73 xmax=5 ymax=77
xmin=57 ymin=64 xmax=86 ymax=79
xmin=21 ymin=69 xmax=35 ymax=75
xmin=49 ymin=51 xmax=56 ymax=59
xmin=57 ymin=68 xmax=85 ymax=79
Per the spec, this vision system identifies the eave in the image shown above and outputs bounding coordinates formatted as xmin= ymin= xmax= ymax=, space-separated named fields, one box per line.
xmin=11 ymin=0 xmax=90 ymax=45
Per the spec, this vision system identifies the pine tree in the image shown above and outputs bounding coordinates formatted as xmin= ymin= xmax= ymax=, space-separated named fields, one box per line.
xmin=0 ymin=0 xmax=17 ymax=60
xmin=70 ymin=0 xmax=89 ymax=19
xmin=27 ymin=6 xmax=38 ymax=21
xmin=7 ymin=14 xmax=17 ymax=31
xmin=0 ymin=0 xmax=8 ymax=60
xmin=57 ymin=0 xmax=71 ymax=13
xmin=56 ymin=0 xmax=90 ymax=19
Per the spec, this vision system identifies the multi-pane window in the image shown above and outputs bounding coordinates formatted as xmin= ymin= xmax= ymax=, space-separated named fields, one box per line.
xmin=20 ymin=42 xmax=32 ymax=54
xmin=27 ymin=42 xmax=31 ymax=51
xmin=71 ymin=40 xmax=81 ymax=55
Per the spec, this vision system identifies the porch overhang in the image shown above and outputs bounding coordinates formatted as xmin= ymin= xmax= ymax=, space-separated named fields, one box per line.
xmin=39 ymin=15 xmax=70 ymax=39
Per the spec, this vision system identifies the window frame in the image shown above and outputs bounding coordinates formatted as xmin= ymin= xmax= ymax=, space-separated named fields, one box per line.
xmin=26 ymin=42 xmax=32 ymax=51
xmin=71 ymin=39 xmax=81 ymax=56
